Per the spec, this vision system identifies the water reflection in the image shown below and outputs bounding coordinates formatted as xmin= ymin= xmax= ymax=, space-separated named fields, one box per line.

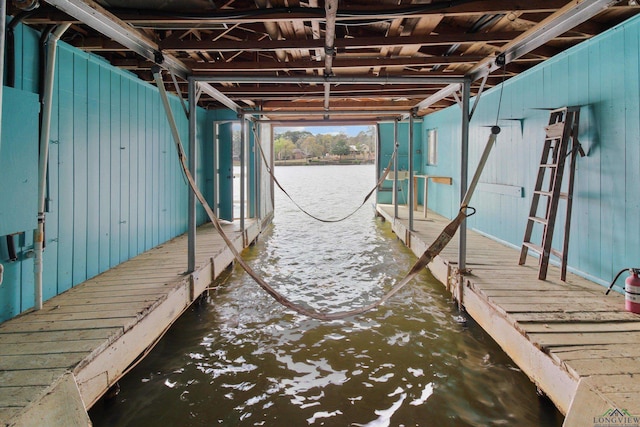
xmin=90 ymin=165 xmax=563 ymax=427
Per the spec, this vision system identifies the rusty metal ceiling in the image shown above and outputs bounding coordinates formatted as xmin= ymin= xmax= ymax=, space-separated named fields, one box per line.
xmin=9 ymin=0 xmax=639 ymax=123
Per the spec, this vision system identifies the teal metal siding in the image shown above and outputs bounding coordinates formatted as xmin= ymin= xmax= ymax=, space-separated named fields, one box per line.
xmin=0 ymin=25 xmax=214 ymax=322
xmin=414 ymin=15 xmax=640 ymax=287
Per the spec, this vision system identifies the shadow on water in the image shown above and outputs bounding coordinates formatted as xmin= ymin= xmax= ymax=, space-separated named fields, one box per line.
xmin=90 ymin=165 xmax=564 ymax=427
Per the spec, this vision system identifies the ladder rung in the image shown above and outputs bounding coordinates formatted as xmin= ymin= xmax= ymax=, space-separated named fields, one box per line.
xmin=559 ymin=192 xmax=568 ymax=199
xmin=534 ymin=190 xmax=552 ymax=197
xmin=529 ymin=216 xmax=548 ymax=225
xmin=540 ymin=163 xmax=558 ymax=168
xmin=550 ymin=248 xmax=563 ymax=258
xmin=523 ymin=242 xmax=543 ymax=254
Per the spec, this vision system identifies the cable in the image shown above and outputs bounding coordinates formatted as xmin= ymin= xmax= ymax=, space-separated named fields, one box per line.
xmin=495 ymin=60 xmax=507 ymax=126
xmin=254 ymin=126 xmax=395 ymax=223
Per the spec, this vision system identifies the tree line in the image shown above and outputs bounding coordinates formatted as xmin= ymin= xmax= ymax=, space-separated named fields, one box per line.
xmin=273 ymin=127 xmax=376 ymax=160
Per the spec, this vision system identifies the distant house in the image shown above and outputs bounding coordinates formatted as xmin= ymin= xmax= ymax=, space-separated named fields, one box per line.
xmin=292 ymin=148 xmax=308 ymax=160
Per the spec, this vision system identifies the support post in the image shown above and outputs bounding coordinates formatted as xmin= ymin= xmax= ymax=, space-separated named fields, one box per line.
xmin=253 ymin=122 xmax=260 ymax=222
xmin=187 ymin=78 xmax=197 ymax=272
xmin=155 ymin=68 xmax=196 ymax=273
xmin=393 ymin=118 xmax=399 ymax=219
xmin=408 ymin=112 xmax=414 ymax=231
xmin=240 ymin=114 xmax=246 ymax=235
xmin=458 ymin=79 xmax=471 ymax=306
xmin=33 ymin=24 xmax=70 ymax=311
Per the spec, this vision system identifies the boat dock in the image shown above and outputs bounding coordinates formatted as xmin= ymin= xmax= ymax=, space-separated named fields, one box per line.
xmin=376 ymin=204 xmax=640 ymax=426
xmin=0 ymin=219 xmax=264 ymax=426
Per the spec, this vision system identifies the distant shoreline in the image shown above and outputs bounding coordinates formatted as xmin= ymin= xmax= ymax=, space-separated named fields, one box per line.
xmin=273 ymin=158 xmax=375 ymax=166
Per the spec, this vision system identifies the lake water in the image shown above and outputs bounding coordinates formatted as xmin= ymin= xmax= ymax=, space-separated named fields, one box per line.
xmin=90 ymin=164 xmax=563 ymax=426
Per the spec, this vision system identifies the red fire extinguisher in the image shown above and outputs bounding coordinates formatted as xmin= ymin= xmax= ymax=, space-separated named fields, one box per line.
xmin=605 ymin=268 xmax=640 ymax=314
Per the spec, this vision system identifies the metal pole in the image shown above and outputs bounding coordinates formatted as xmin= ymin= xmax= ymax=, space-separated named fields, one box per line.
xmin=33 ymin=23 xmax=70 ymax=311
xmin=393 ymin=118 xmax=399 ymax=219
xmin=212 ymin=123 xmax=219 ymax=218
xmin=408 ymin=112 xmax=414 ymax=231
xmin=253 ymin=123 xmax=261 ymax=222
xmin=240 ymin=114 xmax=245 ymax=234
xmin=156 ymin=68 xmax=197 ymax=273
xmin=376 ymin=124 xmax=381 ymax=205
xmin=458 ymin=79 xmax=470 ymax=304
xmin=187 ymin=78 xmax=197 ymax=272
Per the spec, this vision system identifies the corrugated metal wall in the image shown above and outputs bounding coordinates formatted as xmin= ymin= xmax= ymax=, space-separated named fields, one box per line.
xmin=0 ymin=26 xmax=215 ymax=321
xmin=417 ymin=15 xmax=640 ymax=287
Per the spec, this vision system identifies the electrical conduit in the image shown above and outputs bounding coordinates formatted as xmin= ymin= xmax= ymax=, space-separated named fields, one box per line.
xmin=34 ymin=24 xmax=70 ymax=311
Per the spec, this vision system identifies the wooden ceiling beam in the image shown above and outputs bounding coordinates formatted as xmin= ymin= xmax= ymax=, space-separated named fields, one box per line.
xmin=23 ymin=1 xmax=571 ymax=25
xmin=159 ymin=31 xmax=546 ymax=52
xmin=185 ymin=54 xmax=484 ymax=72
xmin=259 ymin=99 xmax=419 ymax=109
xmin=208 ymin=83 xmax=442 ymax=95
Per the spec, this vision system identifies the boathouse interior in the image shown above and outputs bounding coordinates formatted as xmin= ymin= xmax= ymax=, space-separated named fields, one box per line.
xmin=1 ymin=0 xmax=640 ymax=425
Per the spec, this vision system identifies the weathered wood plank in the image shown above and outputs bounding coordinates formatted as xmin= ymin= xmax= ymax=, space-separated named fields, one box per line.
xmin=0 ymin=353 xmax=83 ymax=370
xmin=5 ymin=373 xmax=91 ymax=427
xmin=490 ymin=296 xmax=620 ymax=305
xmin=71 ymin=285 xmax=171 ymax=296
xmin=49 ymin=295 xmax=163 ymax=305
xmin=21 ymin=310 xmax=140 ymax=322
xmin=586 ymin=374 xmax=640 ymax=393
xmin=0 ymin=386 xmax=45 ymax=407
xmin=0 ymin=369 xmax=67 ymax=387
xmin=529 ymin=331 xmax=640 ymax=347
xmin=566 ymin=357 xmax=640 ymax=376
xmin=550 ymin=344 xmax=640 ymax=359
xmin=0 ymin=408 xmax=22 ymax=422
xmin=0 ymin=318 xmax=134 ymax=333
xmin=0 ymin=328 xmax=120 ymax=344
xmin=0 ymin=339 xmax=107 ymax=356
xmin=521 ymin=322 xmax=640 ymax=333
xmin=33 ymin=301 xmax=156 ymax=314
xmin=496 ymin=302 xmax=622 ymax=313
xmin=511 ymin=311 xmax=639 ymax=323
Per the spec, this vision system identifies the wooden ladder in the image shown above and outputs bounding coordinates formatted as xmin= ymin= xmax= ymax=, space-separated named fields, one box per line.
xmin=519 ymin=106 xmax=584 ymax=281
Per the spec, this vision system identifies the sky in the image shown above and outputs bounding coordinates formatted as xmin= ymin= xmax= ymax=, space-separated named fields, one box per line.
xmin=274 ymin=125 xmax=373 ymax=137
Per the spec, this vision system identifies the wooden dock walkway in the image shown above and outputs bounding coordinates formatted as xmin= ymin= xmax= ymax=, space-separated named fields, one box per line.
xmin=0 ymin=218 xmax=266 ymax=426
xmin=376 ymin=204 xmax=640 ymax=426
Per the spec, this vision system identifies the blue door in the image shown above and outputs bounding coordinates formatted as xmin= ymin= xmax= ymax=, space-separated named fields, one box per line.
xmin=217 ymin=123 xmax=234 ymax=221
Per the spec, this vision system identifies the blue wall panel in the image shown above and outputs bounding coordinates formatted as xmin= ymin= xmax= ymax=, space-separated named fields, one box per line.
xmin=398 ymin=15 xmax=640 ymax=288
xmin=86 ymin=59 xmax=101 ymax=280
xmin=119 ymin=77 xmax=131 ymax=263
xmin=72 ymin=55 xmax=89 ymax=286
xmin=56 ymin=46 xmax=75 ymax=293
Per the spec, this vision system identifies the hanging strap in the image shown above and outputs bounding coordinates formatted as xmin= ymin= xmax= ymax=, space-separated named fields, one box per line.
xmin=253 ymin=126 xmax=396 ymax=223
